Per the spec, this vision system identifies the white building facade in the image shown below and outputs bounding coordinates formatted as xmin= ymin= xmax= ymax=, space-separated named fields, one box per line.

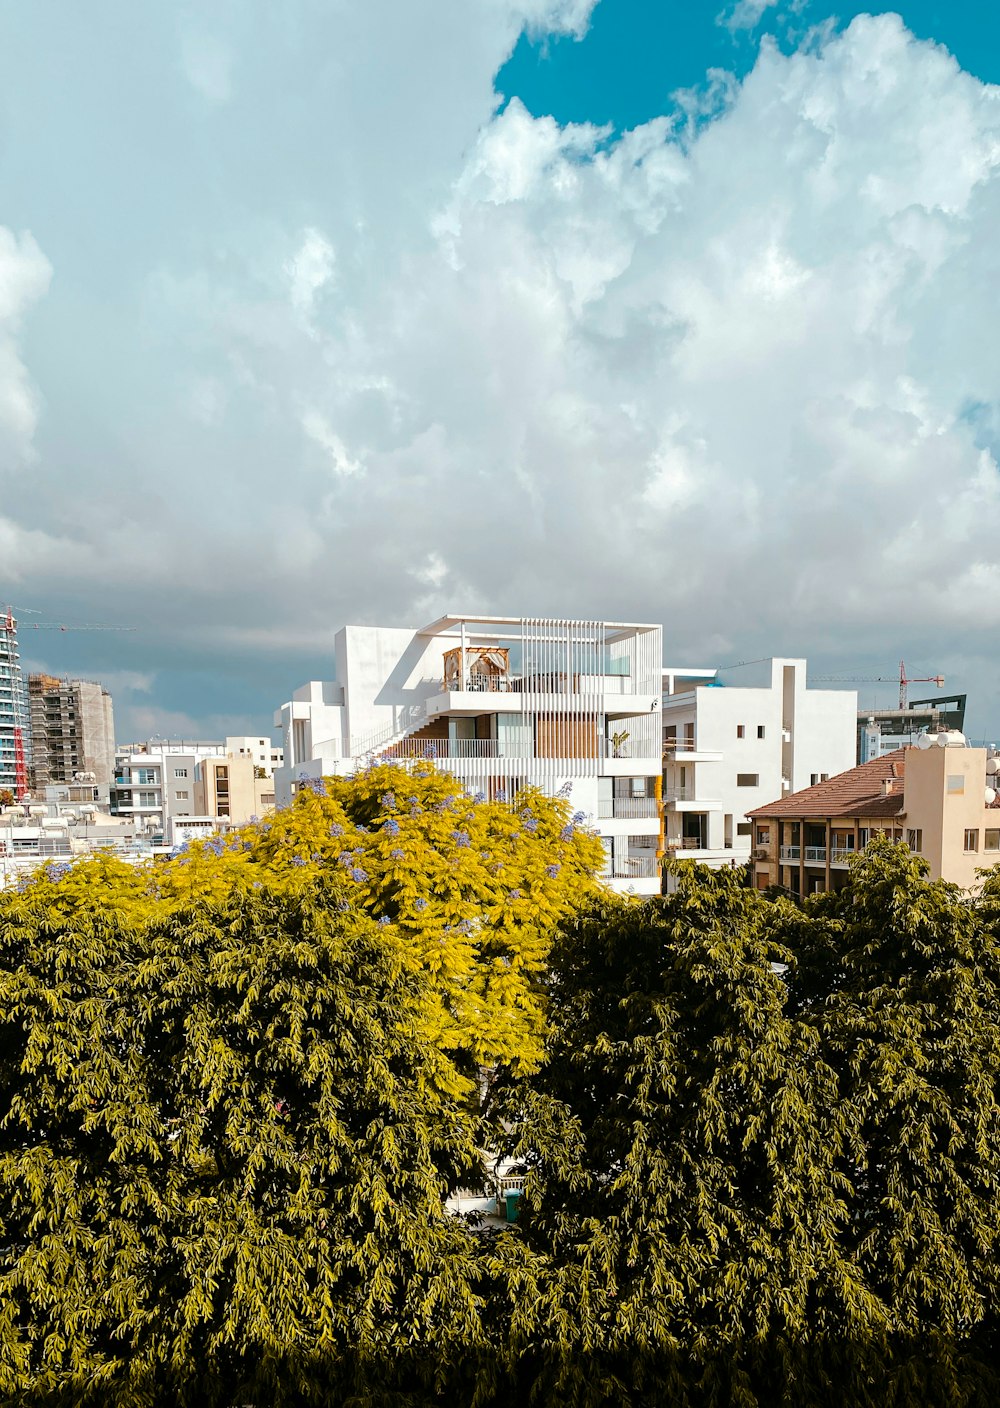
xmin=661 ymin=658 xmax=856 ymax=869
xmin=275 ymin=615 xmax=664 ymax=895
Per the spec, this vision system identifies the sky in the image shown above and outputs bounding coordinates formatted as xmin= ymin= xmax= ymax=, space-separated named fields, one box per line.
xmin=2 ymin=0 xmax=1000 ymax=742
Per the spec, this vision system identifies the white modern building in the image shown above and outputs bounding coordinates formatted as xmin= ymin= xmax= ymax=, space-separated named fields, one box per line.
xmin=274 ymin=615 xmax=664 ymax=894
xmin=661 ymin=658 xmax=856 ymax=869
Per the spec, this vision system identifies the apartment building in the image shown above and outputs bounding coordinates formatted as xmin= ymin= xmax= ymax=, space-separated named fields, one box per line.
xmin=274 ymin=614 xmax=664 ymax=894
xmin=111 ymin=740 xmax=275 ymax=839
xmin=749 ymin=732 xmax=1000 ymax=894
xmin=661 ymin=659 xmax=856 ymax=869
xmin=28 ymin=674 xmax=116 ymax=799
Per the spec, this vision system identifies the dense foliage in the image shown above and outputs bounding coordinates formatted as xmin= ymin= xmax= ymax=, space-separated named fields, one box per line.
xmin=4 ymin=796 xmax=1000 ymax=1406
xmin=498 ymin=838 xmax=1000 ymax=1406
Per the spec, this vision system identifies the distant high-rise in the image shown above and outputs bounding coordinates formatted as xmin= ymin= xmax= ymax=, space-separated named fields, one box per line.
xmin=0 ymin=611 xmax=30 ymax=799
xmin=28 ymin=674 xmax=116 ymax=799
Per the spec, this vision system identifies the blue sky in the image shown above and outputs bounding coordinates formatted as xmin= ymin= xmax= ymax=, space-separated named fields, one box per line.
xmin=501 ymin=1 xmax=1000 ymax=130
xmin=1 ymin=0 xmax=1000 ymax=741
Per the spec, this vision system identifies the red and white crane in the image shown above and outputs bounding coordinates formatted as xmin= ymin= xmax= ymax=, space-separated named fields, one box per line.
xmin=812 ymin=660 xmax=945 ymax=710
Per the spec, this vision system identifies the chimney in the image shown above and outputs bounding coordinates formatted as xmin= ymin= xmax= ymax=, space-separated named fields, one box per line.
xmin=882 ymin=778 xmax=894 ymax=796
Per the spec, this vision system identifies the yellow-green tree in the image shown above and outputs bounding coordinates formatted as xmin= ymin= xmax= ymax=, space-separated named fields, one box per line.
xmin=0 ymin=763 xmax=603 ymax=1406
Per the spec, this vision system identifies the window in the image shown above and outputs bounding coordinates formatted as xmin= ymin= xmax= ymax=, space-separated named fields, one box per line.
xmin=737 ymin=822 xmax=752 ymax=836
xmin=260 ymin=793 xmax=275 ymax=806
xmin=821 ymin=773 xmax=829 ymax=782
xmin=964 ymin=828 xmax=979 ymax=853
xmin=906 ymin=829 xmax=922 ymax=853
xmin=986 ymin=830 xmax=1000 ymax=852
xmin=138 ymin=791 xmax=158 ymax=807
xmin=736 ymin=773 xmax=759 ymax=787
xmin=136 ymin=767 xmax=158 ymax=785
xmin=757 ymin=725 xmax=765 ymax=739
xmin=736 ymin=724 xmax=745 ymax=739
xmin=948 ymin=775 xmax=965 ymax=795
xmin=811 ymin=774 xmax=818 ymax=787
xmin=756 ymin=826 xmax=770 ymax=845
xmin=174 ymin=767 xmax=188 ymax=779
xmin=174 ymin=790 xmax=189 ymax=800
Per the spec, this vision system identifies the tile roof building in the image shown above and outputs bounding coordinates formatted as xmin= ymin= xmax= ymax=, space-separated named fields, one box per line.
xmin=748 ymin=737 xmax=1000 ymax=895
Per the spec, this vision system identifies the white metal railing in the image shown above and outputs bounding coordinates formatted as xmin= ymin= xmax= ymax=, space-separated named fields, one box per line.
xmin=351 ymin=702 xmax=430 ymax=760
xmin=602 ymin=855 xmax=660 ymax=879
xmin=663 ymin=787 xmax=695 ymax=802
xmin=831 ymin=847 xmax=855 ymax=864
xmin=380 ymin=737 xmax=512 ymax=760
xmin=804 ymin=846 xmax=827 ymax=863
xmin=597 ymin=796 xmax=660 ymax=819
xmin=442 ymin=672 xmax=636 ymax=696
xmin=780 ymin=845 xmax=801 ymax=861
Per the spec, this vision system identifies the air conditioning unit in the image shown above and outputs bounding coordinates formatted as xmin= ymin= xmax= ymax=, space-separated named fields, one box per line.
xmin=754 ymin=847 xmax=768 ymax=860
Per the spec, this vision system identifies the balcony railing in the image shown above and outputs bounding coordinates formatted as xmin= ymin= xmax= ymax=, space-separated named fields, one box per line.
xmin=671 ymin=837 xmax=706 ymax=850
xmin=663 ymin=787 xmax=695 ymax=802
xmin=602 ymin=855 xmax=660 ymax=879
xmin=662 ymin=738 xmax=697 ymax=754
xmin=780 ymin=845 xmax=800 ymax=861
xmin=597 ymin=796 xmax=660 ymax=819
xmin=831 ymin=847 xmax=856 ymax=864
xmin=804 ymin=846 xmax=827 ymax=863
xmin=444 ymin=672 xmax=636 ymax=695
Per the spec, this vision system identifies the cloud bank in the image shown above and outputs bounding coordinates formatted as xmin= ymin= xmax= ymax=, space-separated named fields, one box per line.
xmin=2 ymin=4 xmax=1000 ymax=735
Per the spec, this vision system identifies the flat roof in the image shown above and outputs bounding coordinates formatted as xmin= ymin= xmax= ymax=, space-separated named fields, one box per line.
xmin=417 ymin=613 xmax=660 ymax=636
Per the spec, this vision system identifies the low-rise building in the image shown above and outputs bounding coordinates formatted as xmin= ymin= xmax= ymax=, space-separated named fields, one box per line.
xmin=224 ymin=736 xmax=284 ymax=777
xmin=275 ymin=614 xmax=665 ymax=894
xmin=749 ymin=732 xmax=1000 ymax=894
xmin=110 ymin=741 xmax=275 ymax=838
xmin=661 ymin=659 xmax=856 ymax=869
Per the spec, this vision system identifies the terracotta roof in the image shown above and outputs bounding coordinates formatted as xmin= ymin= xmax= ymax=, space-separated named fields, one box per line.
xmin=747 ymin=750 xmax=908 ymax=820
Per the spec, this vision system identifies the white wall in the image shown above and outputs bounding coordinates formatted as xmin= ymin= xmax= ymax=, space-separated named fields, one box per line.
xmin=663 ymin=659 xmax=856 ymax=867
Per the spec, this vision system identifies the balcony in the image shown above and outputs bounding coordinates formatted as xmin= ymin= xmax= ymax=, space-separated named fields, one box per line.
xmin=601 ymin=854 xmax=660 ymax=879
xmin=805 ymin=846 xmax=827 ymax=864
xmin=779 ymin=845 xmax=800 ymax=861
xmin=831 ymin=847 xmax=856 ymax=865
xmin=597 ymin=796 xmax=660 ymax=820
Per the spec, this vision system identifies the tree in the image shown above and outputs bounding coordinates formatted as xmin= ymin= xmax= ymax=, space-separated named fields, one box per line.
xmin=494 ymin=843 xmax=1000 ymax=1406
xmin=0 ymin=789 xmax=14 ymax=813
xmin=0 ymin=763 xmax=603 ymax=1406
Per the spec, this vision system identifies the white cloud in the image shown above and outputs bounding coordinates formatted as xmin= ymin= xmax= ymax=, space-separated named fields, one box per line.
xmin=179 ymin=32 xmax=234 ymax=103
xmin=0 ymin=228 xmax=51 ymax=462
xmin=9 ymin=3 xmax=1000 ymax=736
xmin=301 ymin=409 xmax=364 ymax=478
xmin=284 ymin=228 xmax=335 ymax=322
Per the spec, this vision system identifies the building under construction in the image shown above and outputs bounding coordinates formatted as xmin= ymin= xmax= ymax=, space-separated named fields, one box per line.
xmin=0 ymin=611 xmax=30 ymax=799
xmin=28 ymin=673 xmax=116 ymax=799
xmin=857 ymin=694 xmax=967 ymax=763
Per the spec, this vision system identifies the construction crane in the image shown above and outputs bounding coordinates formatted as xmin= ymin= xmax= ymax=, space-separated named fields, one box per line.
xmin=812 ymin=660 xmax=944 ymax=711
xmin=1 ymin=606 xmax=135 ymax=801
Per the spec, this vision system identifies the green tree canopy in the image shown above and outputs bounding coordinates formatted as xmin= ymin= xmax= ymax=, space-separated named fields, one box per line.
xmin=495 ymin=839 xmax=1000 ymax=1407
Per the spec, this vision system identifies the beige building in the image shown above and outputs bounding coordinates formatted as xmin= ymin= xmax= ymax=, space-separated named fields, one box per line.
xmin=749 ymin=734 xmax=1000 ymax=895
xmin=194 ymin=753 xmax=275 ymax=824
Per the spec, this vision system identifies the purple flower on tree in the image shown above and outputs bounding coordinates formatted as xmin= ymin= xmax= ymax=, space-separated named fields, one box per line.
xmin=383 ymin=817 xmax=400 ymax=836
xmin=350 ymin=867 xmax=369 ymax=882
xmin=546 ymin=864 xmax=560 ymax=878
xmin=414 ymin=897 xmax=427 ymax=912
